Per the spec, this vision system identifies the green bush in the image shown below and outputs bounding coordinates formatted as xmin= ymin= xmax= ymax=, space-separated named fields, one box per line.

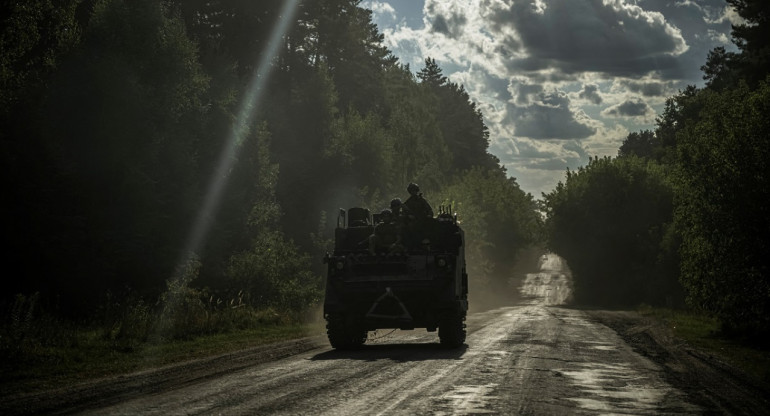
xmin=226 ymin=231 xmax=322 ymax=314
xmin=543 ymin=156 xmax=682 ymax=307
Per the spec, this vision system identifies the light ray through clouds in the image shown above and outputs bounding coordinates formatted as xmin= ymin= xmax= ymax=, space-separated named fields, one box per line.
xmin=175 ymin=0 xmax=301 ymax=281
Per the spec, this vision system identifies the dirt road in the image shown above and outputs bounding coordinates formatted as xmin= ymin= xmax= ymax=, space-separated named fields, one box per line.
xmin=7 ymin=254 xmax=769 ymax=415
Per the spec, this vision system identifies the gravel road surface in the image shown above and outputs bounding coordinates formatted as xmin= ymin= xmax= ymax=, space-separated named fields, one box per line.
xmin=6 ymin=254 xmax=768 ymax=415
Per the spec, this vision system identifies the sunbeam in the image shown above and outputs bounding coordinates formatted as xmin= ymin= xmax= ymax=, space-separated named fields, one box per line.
xmin=181 ymin=0 xmax=300 ymax=265
xmin=161 ymin=1 xmax=302 ymax=331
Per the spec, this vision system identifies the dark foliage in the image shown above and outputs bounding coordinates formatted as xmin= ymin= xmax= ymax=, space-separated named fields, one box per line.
xmin=674 ymin=81 xmax=770 ymax=339
xmin=550 ymin=1 xmax=770 ymax=338
xmin=543 ymin=157 xmax=682 ymax=308
xmin=701 ymin=0 xmax=770 ymax=90
xmin=1 ymin=0 xmax=540 ymax=322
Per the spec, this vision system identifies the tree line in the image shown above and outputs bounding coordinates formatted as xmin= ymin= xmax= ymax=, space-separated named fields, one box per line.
xmin=0 ymin=0 xmax=542 ymax=324
xmin=543 ymin=0 xmax=769 ymax=339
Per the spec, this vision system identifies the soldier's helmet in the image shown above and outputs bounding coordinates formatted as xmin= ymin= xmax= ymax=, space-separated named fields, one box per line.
xmin=407 ymin=183 xmax=420 ymax=195
xmin=390 ymin=198 xmax=402 ymax=209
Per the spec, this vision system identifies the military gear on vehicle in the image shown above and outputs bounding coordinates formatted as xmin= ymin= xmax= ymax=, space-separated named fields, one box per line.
xmin=323 ymin=205 xmax=468 ymax=349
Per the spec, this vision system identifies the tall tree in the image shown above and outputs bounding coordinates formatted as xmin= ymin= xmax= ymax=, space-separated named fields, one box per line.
xmin=416 ymin=58 xmax=447 ymax=88
xmin=417 ymin=58 xmax=497 ymax=172
xmin=702 ymin=0 xmax=770 ymax=89
xmin=674 ymin=81 xmax=770 ymax=336
xmin=311 ymin=0 xmax=390 ymax=114
xmin=618 ymin=130 xmax=656 ymax=159
xmin=728 ymin=0 xmax=770 ymax=77
xmin=5 ymin=0 xmax=210 ymax=315
xmin=0 ymin=0 xmax=82 ymax=115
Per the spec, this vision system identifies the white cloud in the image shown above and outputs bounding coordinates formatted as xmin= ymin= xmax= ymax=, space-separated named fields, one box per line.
xmin=601 ymin=98 xmax=655 ymax=120
xmin=507 ymin=89 xmax=597 ymax=140
xmin=364 ymin=1 xmax=397 ymax=20
xmin=579 ymin=84 xmax=603 ymax=105
xmin=481 ymin=0 xmax=688 ymax=77
xmin=707 ymin=29 xmax=730 ymax=44
xmin=425 ymin=0 xmax=469 ymax=39
xmin=583 ymin=123 xmax=630 ymax=158
xmin=704 ymin=4 xmax=745 ymax=26
xmin=614 ymin=78 xmax=674 ymax=97
xmin=374 ymin=0 xmax=734 ymax=196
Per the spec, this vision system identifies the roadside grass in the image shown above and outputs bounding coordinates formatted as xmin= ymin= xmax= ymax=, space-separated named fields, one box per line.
xmin=0 ymin=308 xmax=326 ymax=397
xmin=639 ymin=305 xmax=770 ymax=383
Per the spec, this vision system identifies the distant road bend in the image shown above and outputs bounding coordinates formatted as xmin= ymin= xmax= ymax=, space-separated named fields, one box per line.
xmin=14 ymin=254 xmax=770 ymax=415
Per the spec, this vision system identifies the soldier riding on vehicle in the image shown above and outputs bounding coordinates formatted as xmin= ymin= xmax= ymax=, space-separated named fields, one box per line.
xmin=323 ymin=182 xmax=467 ymax=349
xmin=368 ymin=209 xmax=404 ymax=254
xmin=404 ymin=182 xmax=433 ymax=220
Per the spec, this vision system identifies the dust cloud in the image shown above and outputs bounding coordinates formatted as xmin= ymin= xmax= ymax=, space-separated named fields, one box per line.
xmin=520 ymin=253 xmax=573 ymax=305
xmin=468 ymin=250 xmax=572 ymax=312
xmin=308 ymin=251 xmax=574 ymax=335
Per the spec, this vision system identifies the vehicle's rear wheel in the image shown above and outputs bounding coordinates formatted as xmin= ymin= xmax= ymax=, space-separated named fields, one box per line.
xmin=438 ymin=312 xmax=466 ymax=348
xmin=326 ymin=314 xmax=367 ymax=349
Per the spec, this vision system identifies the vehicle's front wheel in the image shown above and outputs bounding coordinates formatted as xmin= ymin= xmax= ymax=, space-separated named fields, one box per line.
xmin=438 ymin=312 xmax=466 ymax=348
xmin=326 ymin=314 xmax=367 ymax=350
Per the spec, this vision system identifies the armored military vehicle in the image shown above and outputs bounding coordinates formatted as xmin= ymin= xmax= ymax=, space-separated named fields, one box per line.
xmin=322 ymin=206 xmax=468 ymax=349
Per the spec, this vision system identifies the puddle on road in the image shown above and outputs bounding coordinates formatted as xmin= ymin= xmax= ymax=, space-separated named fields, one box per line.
xmin=591 ymin=345 xmax=616 ymax=351
xmin=486 ymin=350 xmax=509 ymax=360
xmin=582 ymin=340 xmax=618 ymax=351
xmin=559 ymin=362 xmax=675 ymax=414
xmin=434 ymin=383 xmax=499 ymax=415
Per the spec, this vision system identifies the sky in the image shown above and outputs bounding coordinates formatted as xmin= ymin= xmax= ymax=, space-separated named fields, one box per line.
xmin=361 ymin=0 xmax=742 ymax=197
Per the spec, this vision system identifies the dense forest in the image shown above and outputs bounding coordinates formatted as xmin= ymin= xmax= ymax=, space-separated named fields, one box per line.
xmin=0 ymin=0 xmax=542 ymax=333
xmin=3 ymin=0 xmax=768 ymax=347
xmin=543 ymin=0 xmax=770 ymax=339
